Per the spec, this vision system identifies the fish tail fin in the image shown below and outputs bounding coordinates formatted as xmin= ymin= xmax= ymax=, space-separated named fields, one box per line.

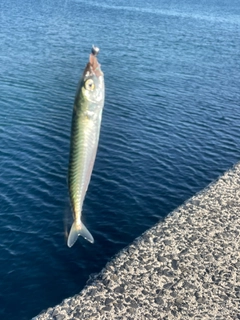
xmin=67 ymin=221 xmax=94 ymax=247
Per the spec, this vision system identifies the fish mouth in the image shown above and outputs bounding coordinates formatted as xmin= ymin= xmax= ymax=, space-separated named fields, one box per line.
xmin=83 ymin=49 xmax=103 ymax=78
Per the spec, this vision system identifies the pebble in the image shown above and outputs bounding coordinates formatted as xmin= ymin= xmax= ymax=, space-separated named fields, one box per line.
xmin=171 ymin=260 xmax=179 ymax=270
xmin=110 ymin=274 xmax=118 ymax=282
xmin=163 ymin=282 xmax=173 ymax=289
xmin=170 ymin=292 xmax=178 ymax=298
xmin=154 ymin=296 xmax=164 ymax=305
xmin=102 ymin=305 xmax=112 ymax=312
xmin=157 ymin=255 xmax=166 ymax=263
xmin=114 ymin=286 xmax=124 ymax=294
xmin=163 ymin=240 xmax=172 ymax=246
xmin=53 ymin=315 xmax=65 ymax=320
xmin=130 ymin=300 xmax=138 ymax=308
xmin=105 ymin=298 xmax=114 ymax=305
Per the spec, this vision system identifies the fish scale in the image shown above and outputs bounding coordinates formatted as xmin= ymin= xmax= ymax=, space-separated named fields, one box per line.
xmin=69 ymin=115 xmax=97 ymax=210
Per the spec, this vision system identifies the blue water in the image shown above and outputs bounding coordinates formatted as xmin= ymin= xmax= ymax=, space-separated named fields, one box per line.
xmin=1 ymin=0 xmax=240 ymax=318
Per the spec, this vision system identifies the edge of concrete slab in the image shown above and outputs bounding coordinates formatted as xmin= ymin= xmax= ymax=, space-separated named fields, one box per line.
xmin=34 ymin=162 xmax=240 ymax=320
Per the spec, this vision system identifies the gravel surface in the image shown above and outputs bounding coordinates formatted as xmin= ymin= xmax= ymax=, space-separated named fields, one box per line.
xmin=34 ymin=163 xmax=240 ymax=320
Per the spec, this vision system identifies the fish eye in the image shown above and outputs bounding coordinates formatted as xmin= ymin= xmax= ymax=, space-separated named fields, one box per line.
xmin=85 ymin=79 xmax=95 ymax=91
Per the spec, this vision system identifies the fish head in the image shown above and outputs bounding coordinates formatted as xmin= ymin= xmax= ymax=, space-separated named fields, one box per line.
xmin=81 ymin=53 xmax=104 ymax=104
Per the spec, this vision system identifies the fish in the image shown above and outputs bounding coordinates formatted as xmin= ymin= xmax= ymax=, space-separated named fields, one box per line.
xmin=67 ymin=46 xmax=105 ymax=247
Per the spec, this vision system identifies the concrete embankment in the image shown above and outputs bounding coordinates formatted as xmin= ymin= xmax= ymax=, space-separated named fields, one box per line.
xmin=34 ymin=163 xmax=240 ymax=320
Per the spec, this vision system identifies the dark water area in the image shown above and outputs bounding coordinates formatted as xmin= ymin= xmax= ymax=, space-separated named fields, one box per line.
xmin=0 ymin=0 xmax=240 ymax=318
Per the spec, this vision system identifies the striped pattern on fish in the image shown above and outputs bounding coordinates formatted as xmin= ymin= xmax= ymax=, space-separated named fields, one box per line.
xmin=67 ymin=46 xmax=105 ymax=247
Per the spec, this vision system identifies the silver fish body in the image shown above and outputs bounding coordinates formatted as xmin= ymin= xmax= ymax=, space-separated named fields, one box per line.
xmin=67 ymin=47 xmax=104 ymax=247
